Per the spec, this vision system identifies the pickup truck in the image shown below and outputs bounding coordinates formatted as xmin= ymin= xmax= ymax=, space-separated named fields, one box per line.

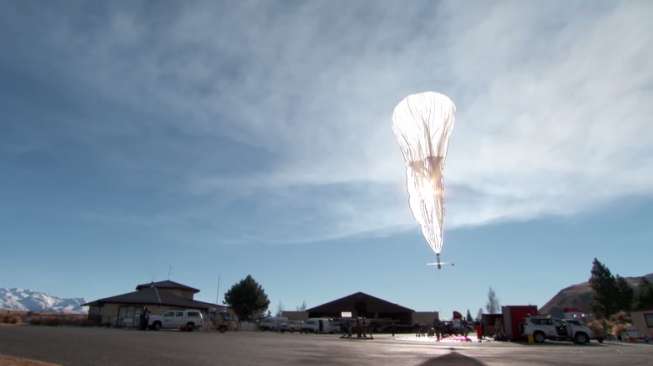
xmin=149 ymin=309 xmax=204 ymax=331
xmin=523 ymin=316 xmax=601 ymax=344
xmin=301 ymin=318 xmax=339 ymax=334
xmin=259 ymin=316 xmax=288 ymax=332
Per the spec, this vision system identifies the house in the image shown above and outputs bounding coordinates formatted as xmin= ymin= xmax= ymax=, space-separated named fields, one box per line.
xmin=84 ymin=280 xmax=227 ymax=327
xmin=631 ymin=309 xmax=653 ymax=339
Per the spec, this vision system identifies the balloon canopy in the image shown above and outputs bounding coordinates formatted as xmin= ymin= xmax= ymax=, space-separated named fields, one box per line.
xmin=392 ymin=92 xmax=455 ymax=256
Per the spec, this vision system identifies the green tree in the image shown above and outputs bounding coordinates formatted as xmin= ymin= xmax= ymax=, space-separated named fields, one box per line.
xmin=224 ymin=275 xmax=270 ymax=321
xmin=589 ymin=258 xmax=619 ymax=318
xmin=466 ymin=309 xmax=473 ymax=322
xmin=636 ymin=277 xmax=653 ymax=310
xmin=615 ymin=276 xmax=634 ymax=312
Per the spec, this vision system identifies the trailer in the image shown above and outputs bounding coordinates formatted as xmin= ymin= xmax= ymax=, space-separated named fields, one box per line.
xmin=502 ymin=305 xmax=538 ymax=341
xmin=481 ymin=313 xmax=503 ymax=338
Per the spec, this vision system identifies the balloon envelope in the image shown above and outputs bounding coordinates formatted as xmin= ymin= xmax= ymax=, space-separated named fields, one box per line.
xmin=392 ymin=92 xmax=455 ymax=255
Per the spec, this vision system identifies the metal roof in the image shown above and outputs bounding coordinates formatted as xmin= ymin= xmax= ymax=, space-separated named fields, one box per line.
xmin=84 ymin=287 xmax=217 ymax=310
xmin=135 ymin=280 xmax=200 ymax=293
xmin=307 ymin=292 xmax=414 ymax=314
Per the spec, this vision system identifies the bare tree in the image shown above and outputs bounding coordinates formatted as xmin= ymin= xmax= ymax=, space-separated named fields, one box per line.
xmin=296 ymin=300 xmax=307 ymax=311
xmin=276 ymin=301 xmax=284 ymax=317
xmin=476 ymin=308 xmax=483 ymax=322
xmin=485 ymin=287 xmax=500 ymax=314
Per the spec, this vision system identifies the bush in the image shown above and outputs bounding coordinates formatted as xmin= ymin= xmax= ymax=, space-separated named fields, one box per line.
xmin=1 ymin=313 xmax=21 ymax=324
xmin=27 ymin=313 xmax=97 ymax=327
xmin=587 ymin=319 xmax=607 ymax=338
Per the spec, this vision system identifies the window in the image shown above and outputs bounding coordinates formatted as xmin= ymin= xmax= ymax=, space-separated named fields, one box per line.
xmin=188 ymin=312 xmax=200 ymax=317
xmin=164 ymin=312 xmax=175 ymax=317
xmin=645 ymin=313 xmax=653 ymax=328
xmin=176 ymin=312 xmax=184 ymax=317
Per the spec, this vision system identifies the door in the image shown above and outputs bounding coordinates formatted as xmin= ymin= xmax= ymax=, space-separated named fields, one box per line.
xmin=541 ymin=318 xmax=557 ymax=337
xmin=175 ymin=311 xmax=185 ymax=327
xmin=162 ymin=311 xmax=176 ymax=328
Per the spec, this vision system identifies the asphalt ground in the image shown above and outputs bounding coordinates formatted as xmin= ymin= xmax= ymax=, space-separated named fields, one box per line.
xmin=1 ymin=326 xmax=652 ymax=366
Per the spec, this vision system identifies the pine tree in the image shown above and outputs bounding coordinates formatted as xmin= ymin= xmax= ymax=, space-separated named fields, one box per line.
xmin=466 ymin=309 xmax=473 ymax=322
xmin=589 ymin=258 xmax=619 ymax=318
xmin=224 ymin=275 xmax=270 ymax=321
xmin=615 ymin=276 xmax=634 ymax=312
xmin=636 ymin=278 xmax=653 ymax=310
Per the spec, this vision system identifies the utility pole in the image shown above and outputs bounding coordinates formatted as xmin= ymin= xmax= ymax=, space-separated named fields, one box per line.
xmin=216 ymin=275 xmax=221 ymax=305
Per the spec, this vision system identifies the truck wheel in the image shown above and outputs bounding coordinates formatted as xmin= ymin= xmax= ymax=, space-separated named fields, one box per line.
xmin=152 ymin=322 xmax=161 ymax=331
xmin=218 ymin=325 xmax=227 ymax=333
xmin=533 ymin=332 xmax=546 ymax=344
xmin=574 ymin=332 xmax=589 ymax=345
xmin=186 ymin=322 xmax=195 ymax=332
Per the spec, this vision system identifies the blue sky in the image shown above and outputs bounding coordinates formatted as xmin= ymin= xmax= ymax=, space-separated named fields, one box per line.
xmin=1 ymin=1 xmax=652 ymax=318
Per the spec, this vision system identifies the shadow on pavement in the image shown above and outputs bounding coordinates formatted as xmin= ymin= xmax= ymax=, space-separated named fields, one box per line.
xmin=418 ymin=352 xmax=486 ymax=366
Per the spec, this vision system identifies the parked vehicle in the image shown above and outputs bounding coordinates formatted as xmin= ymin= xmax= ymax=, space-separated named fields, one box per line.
xmin=523 ymin=316 xmax=600 ymax=344
xmin=211 ymin=311 xmax=238 ymax=333
xmin=502 ymin=305 xmax=538 ymax=341
xmin=620 ymin=328 xmax=645 ymax=343
xmin=149 ymin=309 xmax=204 ymax=331
xmin=286 ymin=320 xmax=303 ymax=332
xmin=301 ymin=318 xmax=339 ymax=334
xmin=259 ymin=316 xmax=288 ymax=331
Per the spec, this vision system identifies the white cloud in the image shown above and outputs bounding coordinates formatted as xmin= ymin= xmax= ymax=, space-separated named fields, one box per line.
xmin=13 ymin=1 xmax=653 ymax=243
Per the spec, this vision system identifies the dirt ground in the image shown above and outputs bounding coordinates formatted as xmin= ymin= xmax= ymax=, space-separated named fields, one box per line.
xmin=0 ymin=355 xmax=60 ymax=366
xmin=1 ymin=326 xmax=652 ymax=366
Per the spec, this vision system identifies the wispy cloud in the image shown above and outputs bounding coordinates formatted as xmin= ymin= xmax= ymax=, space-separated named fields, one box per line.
xmin=3 ymin=1 xmax=652 ymax=244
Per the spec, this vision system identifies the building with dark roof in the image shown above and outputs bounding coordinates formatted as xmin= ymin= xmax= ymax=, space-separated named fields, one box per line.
xmin=306 ymin=292 xmax=436 ymax=326
xmin=85 ymin=280 xmax=225 ymax=327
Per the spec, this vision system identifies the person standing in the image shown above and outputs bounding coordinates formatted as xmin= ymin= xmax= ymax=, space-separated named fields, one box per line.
xmin=476 ymin=322 xmax=483 ymax=343
xmin=433 ymin=319 xmax=442 ymax=342
xmin=143 ymin=308 xmax=150 ymax=331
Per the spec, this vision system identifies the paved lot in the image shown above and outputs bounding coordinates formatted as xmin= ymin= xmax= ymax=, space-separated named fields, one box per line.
xmin=1 ymin=326 xmax=652 ymax=366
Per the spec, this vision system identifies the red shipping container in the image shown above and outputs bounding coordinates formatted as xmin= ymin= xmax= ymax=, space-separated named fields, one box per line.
xmin=502 ymin=305 xmax=538 ymax=340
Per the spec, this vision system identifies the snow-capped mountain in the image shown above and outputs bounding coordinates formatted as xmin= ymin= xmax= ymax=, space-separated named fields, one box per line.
xmin=0 ymin=288 xmax=86 ymax=313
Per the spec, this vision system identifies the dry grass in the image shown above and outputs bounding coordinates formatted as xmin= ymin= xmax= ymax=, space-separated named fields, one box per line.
xmin=28 ymin=313 xmax=95 ymax=327
xmin=0 ymin=311 xmax=97 ymax=327
xmin=0 ymin=354 xmax=60 ymax=366
xmin=0 ymin=311 xmax=26 ymax=325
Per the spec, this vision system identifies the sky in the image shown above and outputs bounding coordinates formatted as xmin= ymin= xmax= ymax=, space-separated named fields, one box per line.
xmin=1 ymin=0 xmax=652 ymax=318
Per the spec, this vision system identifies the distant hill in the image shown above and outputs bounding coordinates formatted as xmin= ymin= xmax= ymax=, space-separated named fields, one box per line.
xmin=541 ymin=273 xmax=653 ymax=315
xmin=0 ymin=288 xmax=86 ymax=313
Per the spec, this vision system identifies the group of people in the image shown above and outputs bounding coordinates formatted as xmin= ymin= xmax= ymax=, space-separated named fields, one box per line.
xmin=341 ymin=317 xmax=373 ymax=339
xmin=417 ymin=319 xmax=484 ymax=342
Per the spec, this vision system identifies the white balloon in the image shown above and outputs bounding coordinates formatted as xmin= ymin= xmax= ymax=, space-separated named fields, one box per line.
xmin=392 ymin=92 xmax=455 ymax=256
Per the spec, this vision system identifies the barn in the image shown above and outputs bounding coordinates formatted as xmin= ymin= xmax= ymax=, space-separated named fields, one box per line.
xmin=306 ymin=292 xmax=423 ymax=326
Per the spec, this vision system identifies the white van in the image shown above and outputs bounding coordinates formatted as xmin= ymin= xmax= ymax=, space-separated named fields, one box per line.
xmin=259 ymin=316 xmax=288 ymax=331
xmin=149 ymin=309 xmax=204 ymax=331
xmin=301 ymin=318 xmax=339 ymax=334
